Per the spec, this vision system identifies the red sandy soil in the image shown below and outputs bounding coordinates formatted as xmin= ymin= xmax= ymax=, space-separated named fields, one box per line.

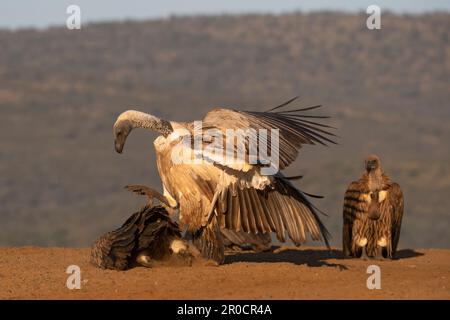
xmin=0 ymin=246 xmax=448 ymax=299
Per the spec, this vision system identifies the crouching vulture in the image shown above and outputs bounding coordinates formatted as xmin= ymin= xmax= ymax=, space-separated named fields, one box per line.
xmin=91 ymin=185 xmax=193 ymax=270
xmin=113 ymin=98 xmax=335 ymax=264
xmin=343 ymin=155 xmax=404 ymax=259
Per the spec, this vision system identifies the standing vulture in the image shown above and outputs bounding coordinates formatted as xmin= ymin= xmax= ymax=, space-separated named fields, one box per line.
xmin=343 ymin=155 xmax=404 ymax=259
xmin=113 ymin=98 xmax=335 ymax=264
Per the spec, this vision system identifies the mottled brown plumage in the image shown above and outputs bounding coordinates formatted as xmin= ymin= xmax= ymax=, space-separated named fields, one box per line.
xmin=90 ymin=201 xmax=190 ymax=270
xmin=343 ymin=155 xmax=404 ymax=259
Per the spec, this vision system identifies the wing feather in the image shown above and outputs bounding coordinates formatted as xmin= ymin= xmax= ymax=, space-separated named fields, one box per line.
xmin=242 ymin=187 xmax=258 ymax=233
xmin=389 ymin=182 xmax=404 ymax=255
xmin=248 ymin=188 xmax=267 ymax=233
xmin=266 ymin=191 xmax=286 ymax=242
xmin=237 ymin=186 xmax=250 ymax=233
xmin=202 ymin=100 xmax=336 ymax=170
xmin=342 ymin=181 xmax=365 ymax=256
xmin=218 ymin=187 xmax=228 ymax=214
xmin=232 ymin=187 xmax=241 ymax=231
xmin=225 ymin=188 xmax=234 ymax=228
xmin=251 ymin=188 xmax=271 ymax=232
xmin=219 ymin=176 xmax=329 ymax=247
xmin=291 ymin=200 xmax=307 ymax=242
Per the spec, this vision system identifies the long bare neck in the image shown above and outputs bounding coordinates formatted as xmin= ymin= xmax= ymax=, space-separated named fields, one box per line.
xmin=119 ymin=110 xmax=173 ymax=137
xmin=123 ymin=110 xmax=160 ymax=129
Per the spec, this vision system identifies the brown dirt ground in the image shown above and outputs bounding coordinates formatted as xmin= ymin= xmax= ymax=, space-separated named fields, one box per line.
xmin=0 ymin=246 xmax=449 ymax=299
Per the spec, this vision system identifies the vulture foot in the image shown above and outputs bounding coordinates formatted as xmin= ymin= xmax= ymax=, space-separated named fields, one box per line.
xmin=360 ymin=246 xmax=369 ymax=260
xmin=375 ymin=246 xmax=388 ymax=261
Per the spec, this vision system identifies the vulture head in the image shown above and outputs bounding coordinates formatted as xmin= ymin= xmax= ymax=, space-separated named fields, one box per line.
xmin=113 ymin=118 xmax=132 ymax=153
xmin=113 ymin=110 xmax=173 ymax=153
xmin=365 ymin=154 xmax=381 ymax=173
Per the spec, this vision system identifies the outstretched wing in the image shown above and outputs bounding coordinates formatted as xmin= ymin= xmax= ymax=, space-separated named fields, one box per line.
xmin=202 ymin=97 xmax=336 ymax=171
xmin=163 ymin=160 xmax=331 ymax=248
xmin=342 ymin=181 xmax=367 ymax=256
xmin=389 ymin=183 xmax=404 ymax=255
xmin=215 ymin=175 xmax=331 ymax=247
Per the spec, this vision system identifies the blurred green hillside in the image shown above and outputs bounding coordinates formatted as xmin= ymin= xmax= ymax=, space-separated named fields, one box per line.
xmin=0 ymin=12 xmax=449 ymax=248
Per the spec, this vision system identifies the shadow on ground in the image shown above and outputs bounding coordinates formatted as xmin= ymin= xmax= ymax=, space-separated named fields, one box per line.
xmin=225 ymin=247 xmax=348 ymax=269
xmin=394 ymin=249 xmax=424 ymax=259
xmin=224 ymin=247 xmax=424 ymax=268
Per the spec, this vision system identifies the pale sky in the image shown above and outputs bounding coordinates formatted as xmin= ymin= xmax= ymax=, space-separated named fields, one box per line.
xmin=1 ymin=0 xmax=449 ymax=29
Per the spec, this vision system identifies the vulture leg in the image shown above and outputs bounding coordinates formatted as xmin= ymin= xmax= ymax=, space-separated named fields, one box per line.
xmin=360 ymin=246 xmax=369 ymax=260
xmin=356 ymin=237 xmax=369 ymax=260
xmin=374 ymin=246 xmax=387 ymax=261
xmin=375 ymin=237 xmax=388 ymax=260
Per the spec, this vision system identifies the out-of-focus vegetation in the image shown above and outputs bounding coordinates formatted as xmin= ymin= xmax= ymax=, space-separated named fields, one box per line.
xmin=0 ymin=12 xmax=448 ymax=248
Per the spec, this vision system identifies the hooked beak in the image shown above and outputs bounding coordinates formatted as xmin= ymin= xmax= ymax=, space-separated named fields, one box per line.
xmin=366 ymin=161 xmax=377 ymax=171
xmin=115 ymin=139 xmax=123 ymax=153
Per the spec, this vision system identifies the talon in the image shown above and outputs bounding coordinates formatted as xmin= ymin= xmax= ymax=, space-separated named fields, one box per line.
xmin=360 ymin=246 xmax=369 ymax=260
xmin=375 ymin=246 xmax=387 ymax=260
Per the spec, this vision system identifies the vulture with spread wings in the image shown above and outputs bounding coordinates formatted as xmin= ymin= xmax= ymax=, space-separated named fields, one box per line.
xmin=113 ymin=98 xmax=335 ymax=263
